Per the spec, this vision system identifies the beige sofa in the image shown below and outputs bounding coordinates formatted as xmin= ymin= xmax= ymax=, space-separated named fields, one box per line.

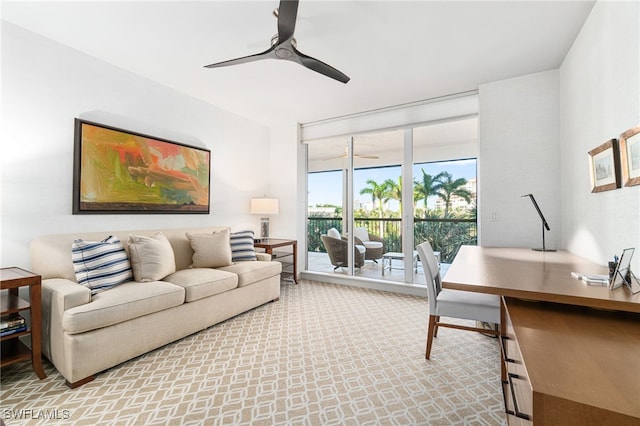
xmin=30 ymin=226 xmax=281 ymax=388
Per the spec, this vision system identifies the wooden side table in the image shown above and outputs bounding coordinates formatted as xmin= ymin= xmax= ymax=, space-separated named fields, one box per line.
xmin=1 ymin=267 xmax=46 ymax=379
xmin=254 ymin=239 xmax=298 ymax=284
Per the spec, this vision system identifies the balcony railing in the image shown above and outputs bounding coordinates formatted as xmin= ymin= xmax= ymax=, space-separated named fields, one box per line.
xmin=308 ymin=217 xmax=477 ymax=263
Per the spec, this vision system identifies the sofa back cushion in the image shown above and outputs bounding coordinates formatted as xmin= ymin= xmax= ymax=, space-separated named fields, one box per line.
xmin=230 ymin=230 xmax=257 ymax=262
xmin=71 ymin=236 xmax=133 ymax=295
xmin=353 ymin=227 xmax=370 ymax=242
xmin=327 ymin=228 xmax=341 ymax=239
xmin=31 ymin=226 xmax=230 ymax=281
xmin=128 ymin=232 xmax=176 ymax=282
xmin=187 ymin=229 xmax=233 ymax=268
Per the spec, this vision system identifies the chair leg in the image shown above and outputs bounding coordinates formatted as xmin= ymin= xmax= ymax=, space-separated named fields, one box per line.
xmin=425 ymin=315 xmax=437 ymax=360
xmin=433 ymin=315 xmax=440 ymax=337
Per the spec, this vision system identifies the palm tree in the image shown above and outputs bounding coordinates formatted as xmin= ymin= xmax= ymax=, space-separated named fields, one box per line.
xmin=360 ymin=179 xmax=388 ymax=219
xmin=413 ymin=170 xmax=446 ymax=214
xmin=435 ymin=172 xmax=472 ymax=218
xmin=360 ymin=178 xmax=393 ymax=236
xmin=383 ymin=177 xmax=403 ymax=216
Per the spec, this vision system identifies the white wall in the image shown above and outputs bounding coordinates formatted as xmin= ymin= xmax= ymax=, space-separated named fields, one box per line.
xmin=0 ymin=22 xmax=272 ymax=268
xmin=559 ymin=0 xmax=640 ymax=271
xmin=269 ymin=122 xmax=299 ymax=241
xmin=478 ymin=70 xmax=561 ymax=249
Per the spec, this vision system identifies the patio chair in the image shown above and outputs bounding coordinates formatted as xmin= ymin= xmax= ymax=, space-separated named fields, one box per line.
xmin=353 ymin=227 xmax=385 ymax=263
xmin=416 ymin=240 xmax=500 ymax=359
xmin=321 ymin=229 xmax=365 ymax=270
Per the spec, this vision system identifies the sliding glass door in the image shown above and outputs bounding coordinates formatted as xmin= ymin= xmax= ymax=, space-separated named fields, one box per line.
xmin=412 ymin=118 xmax=478 ymax=280
xmin=307 ymin=130 xmax=409 ymax=281
xmin=306 ymin=116 xmax=478 ymax=286
xmin=352 ymin=131 xmax=405 ymax=280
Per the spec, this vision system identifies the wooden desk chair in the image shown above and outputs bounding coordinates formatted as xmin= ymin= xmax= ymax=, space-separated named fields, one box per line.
xmin=416 ymin=241 xmax=501 ymax=359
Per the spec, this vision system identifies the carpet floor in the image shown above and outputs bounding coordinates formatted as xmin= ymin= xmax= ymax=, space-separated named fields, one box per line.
xmin=1 ymin=280 xmax=506 ymax=425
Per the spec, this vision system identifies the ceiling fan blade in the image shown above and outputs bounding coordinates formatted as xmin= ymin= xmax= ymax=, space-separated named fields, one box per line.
xmin=205 ymin=0 xmax=349 ymax=84
xmin=277 ymin=0 xmax=299 ymax=42
xmin=293 ymin=46 xmax=350 ymax=83
xmin=317 ymin=151 xmax=379 ymax=161
xmin=204 ymin=45 xmax=276 ymax=68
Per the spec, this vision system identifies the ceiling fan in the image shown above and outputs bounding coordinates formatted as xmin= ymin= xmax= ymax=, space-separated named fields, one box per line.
xmin=320 ymin=144 xmax=379 ymax=161
xmin=204 ymin=0 xmax=350 ymax=84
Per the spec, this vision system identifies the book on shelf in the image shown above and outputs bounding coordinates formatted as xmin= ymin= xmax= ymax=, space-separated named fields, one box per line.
xmin=1 ymin=324 xmax=27 ymax=337
xmin=1 ymin=314 xmax=26 ymax=330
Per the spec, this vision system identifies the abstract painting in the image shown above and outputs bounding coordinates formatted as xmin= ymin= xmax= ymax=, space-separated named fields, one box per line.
xmin=73 ymin=119 xmax=210 ymax=214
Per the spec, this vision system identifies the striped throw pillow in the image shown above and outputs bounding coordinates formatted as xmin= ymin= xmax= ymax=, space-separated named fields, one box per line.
xmin=72 ymin=236 xmax=133 ymax=295
xmin=230 ymin=230 xmax=257 ymax=262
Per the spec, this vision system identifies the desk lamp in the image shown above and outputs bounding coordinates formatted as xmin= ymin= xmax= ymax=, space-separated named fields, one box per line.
xmin=250 ymin=198 xmax=279 ymax=240
xmin=521 ymin=194 xmax=556 ymax=252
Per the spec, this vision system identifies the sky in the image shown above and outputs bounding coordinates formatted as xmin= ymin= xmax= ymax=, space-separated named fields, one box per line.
xmin=308 ymin=158 xmax=477 ymax=209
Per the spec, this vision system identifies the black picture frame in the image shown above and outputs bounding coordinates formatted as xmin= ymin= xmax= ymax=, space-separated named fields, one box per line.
xmin=73 ymin=119 xmax=211 ymax=214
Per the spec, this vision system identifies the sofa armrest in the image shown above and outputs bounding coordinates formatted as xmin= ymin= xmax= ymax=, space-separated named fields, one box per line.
xmin=256 ymin=253 xmax=272 ymax=262
xmin=41 ymin=278 xmax=91 ymax=362
xmin=42 ymin=278 xmax=91 ymax=311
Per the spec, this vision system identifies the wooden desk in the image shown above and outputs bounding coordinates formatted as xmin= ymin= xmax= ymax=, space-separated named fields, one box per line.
xmin=443 ymin=246 xmax=640 ymax=313
xmin=254 ymin=239 xmax=298 ymax=284
xmin=443 ymin=246 xmax=640 ymax=425
xmin=504 ymin=298 xmax=640 ymax=425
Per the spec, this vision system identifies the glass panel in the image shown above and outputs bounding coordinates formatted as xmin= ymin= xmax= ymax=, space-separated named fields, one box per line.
xmin=352 ymin=130 xmax=404 ymax=282
xmin=413 ymin=117 xmax=478 ymax=281
xmin=307 ymin=137 xmax=354 ymax=275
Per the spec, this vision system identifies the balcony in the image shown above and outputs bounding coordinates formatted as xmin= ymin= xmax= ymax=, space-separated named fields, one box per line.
xmin=307 ymin=217 xmax=477 ymax=283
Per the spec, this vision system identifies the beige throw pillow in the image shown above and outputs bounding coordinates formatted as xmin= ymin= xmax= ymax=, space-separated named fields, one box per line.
xmin=187 ymin=229 xmax=232 ymax=268
xmin=128 ymin=232 xmax=176 ymax=282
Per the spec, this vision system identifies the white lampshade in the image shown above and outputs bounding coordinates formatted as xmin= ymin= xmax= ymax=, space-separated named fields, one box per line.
xmin=250 ymin=198 xmax=279 ymax=215
xmin=251 ymin=198 xmax=279 ymax=239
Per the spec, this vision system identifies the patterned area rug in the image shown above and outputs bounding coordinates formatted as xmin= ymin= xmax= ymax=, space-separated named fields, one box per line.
xmin=1 ymin=281 xmax=505 ymax=425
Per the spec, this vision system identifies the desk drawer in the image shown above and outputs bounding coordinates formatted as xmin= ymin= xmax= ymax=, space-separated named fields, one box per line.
xmin=502 ymin=301 xmax=533 ymax=425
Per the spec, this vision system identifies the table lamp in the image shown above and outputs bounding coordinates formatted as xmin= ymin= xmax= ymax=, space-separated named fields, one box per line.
xmin=250 ymin=198 xmax=279 ymax=240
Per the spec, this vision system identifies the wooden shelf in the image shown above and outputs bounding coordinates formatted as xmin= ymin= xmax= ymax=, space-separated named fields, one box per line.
xmin=0 ymin=339 xmax=32 ymax=367
xmin=1 ymin=267 xmax=46 ymax=379
xmin=254 ymin=239 xmax=298 ymax=284
xmin=1 ymin=293 xmax=31 ymax=314
xmin=0 ymin=328 xmax=31 ymax=342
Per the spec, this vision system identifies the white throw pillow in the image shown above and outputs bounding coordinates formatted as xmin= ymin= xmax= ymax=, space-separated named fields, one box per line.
xmin=187 ymin=228 xmax=233 ymax=268
xmin=71 ymin=236 xmax=132 ymax=295
xmin=128 ymin=232 xmax=176 ymax=282
xmin=327 ymin=228 xmax=341 ymax=239
xmin=353 ymin=227 xmax=370 ymax=242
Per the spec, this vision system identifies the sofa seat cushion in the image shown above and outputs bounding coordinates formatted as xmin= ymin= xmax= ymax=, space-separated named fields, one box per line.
xmin=62 ymin=281 xmax=185 ymax=334
xmin=164 ymin=268 xmax=238 ymax=302
xmin=363 ymin=241 xmax=383 ymax=250
xmin=218 ymin=261 xmax=282 ymax=287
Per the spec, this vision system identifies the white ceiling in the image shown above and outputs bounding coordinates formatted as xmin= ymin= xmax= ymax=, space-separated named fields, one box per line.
xmin=1 ymin=1 xmax=595 ymax=127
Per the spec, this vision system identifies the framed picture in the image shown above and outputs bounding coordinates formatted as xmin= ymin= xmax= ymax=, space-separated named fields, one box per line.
xmin=619 ymin=125 xmax=640 ymax=187
xmin=609 ymin=248 xmax=634 ymax=290
xmin=588 ymin=139 xmax=620 ymax=193
xmin=73 ymin=119 xmax=210 ymax=214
